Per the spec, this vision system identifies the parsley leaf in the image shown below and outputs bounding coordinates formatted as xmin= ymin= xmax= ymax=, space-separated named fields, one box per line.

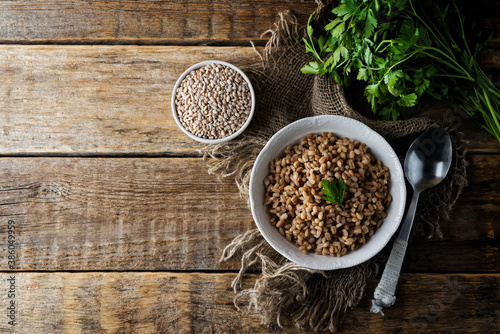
xmin=363 ymin=8 xmax=378 ymax=38
xmin=301 ymin=62 xmax=319 ymax=75
xmin=397 ymin=93 xmax=418 ymax=107
xmin=321 ymin=179 xmax=346 ymax=210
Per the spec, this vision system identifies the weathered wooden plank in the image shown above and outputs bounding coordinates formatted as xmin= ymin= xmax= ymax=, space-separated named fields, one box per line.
xmin=0 ymin=0 xmax=498 ymax=49
xmin=345 ymin=273 xmax=500 ymax=333
xmin=0 ymin=272 xmax=497 ymax=333
xmin=480 ymin=1 xmax=500 ymax=48
xmin=406 ymin=240 xmax=500 ymax=273
xmin=440 ymin=154 xmax=500 ymax=242
xmin=0 ymin=0 xmax=317 ymax=44
xmin=1 ymin=45 xmax=499 ymax=156
xmin=0 ymin=157 xmax=253 ymax=271
xmin=0 ymin=45 xmax=261 ymax=155
xmin=0 ymin=156 xmax=497 ymax=271
xmin=415 ymin=98 xmax=500 ymax=154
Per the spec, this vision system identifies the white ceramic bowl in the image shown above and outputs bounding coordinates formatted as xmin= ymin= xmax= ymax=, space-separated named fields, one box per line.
xmin=249 ymin=115 xmax=406 ymax=271
xmin=171 ymin=60 xmax=255 ymax=144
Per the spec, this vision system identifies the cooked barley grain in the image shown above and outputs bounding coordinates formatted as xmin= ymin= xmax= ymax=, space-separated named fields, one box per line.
xmin=264 ymin=132 xmax=391 ymax=257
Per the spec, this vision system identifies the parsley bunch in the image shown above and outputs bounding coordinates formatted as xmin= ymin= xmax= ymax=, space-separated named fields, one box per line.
xmin=302 ymin=0 xmax=500 ymax=143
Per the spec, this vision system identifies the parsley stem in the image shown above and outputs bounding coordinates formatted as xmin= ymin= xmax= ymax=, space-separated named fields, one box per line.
xmin=487 ymin=87 xmax=500 ymax=100
xmin=432 ymin=73 xmax=472 ymax=81
xmin=305 ymin=13 xmax=324 ymax=63
xmin=309 ymin=38 xmax=323 ymax=63
xmin=473 ymin=62 xmax=500 ymax=99
xmin=374 ymin=40 xmax=393 ymax=54
xmin=482 ymin=89 xmax=500 ymax=133
xmin=375 ymin=49 xmax=421 ymax=86
xmin=418 ymin=49 xmax=474 ymax=81
xmin=406 ymin=1 xmax=456 ymax=60
xmin=454 ymin=2 xmax=473 ymax=58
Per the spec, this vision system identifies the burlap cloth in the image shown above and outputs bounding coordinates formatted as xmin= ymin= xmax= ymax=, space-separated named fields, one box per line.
xmin=204 ymin=3 xmax=468 ymax=332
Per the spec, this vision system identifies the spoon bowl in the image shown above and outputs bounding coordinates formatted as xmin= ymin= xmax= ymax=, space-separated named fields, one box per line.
xmin=404 ymin=128 xmax=453 ymax=192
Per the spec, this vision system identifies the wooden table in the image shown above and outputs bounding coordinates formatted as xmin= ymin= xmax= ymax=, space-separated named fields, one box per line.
xmin=0 ymin=1 xmax=498 ymax=332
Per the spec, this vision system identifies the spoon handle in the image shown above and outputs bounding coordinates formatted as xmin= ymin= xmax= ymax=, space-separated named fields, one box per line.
xmin=371 ymin=190 xmax=420 ymax=315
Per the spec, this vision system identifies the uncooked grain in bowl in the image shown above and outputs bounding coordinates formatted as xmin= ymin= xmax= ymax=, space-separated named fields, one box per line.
xmin=174 ymin=63 xmax=252 ymax=140
xmin=264 ymin=132 xmax=392 ymax=257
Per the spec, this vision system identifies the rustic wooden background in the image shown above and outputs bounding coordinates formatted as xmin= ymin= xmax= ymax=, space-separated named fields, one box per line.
xmin=0 ymin=1 xmax=499 ymax=333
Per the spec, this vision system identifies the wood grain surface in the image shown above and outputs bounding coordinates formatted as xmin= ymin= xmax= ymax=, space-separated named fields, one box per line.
xmin=0 ymin=0 xmax=499 ymax=333
xmin=0 ymin=0 xmax=497 ymax=47
xmin=1 ymin=45 xmax=499 ymax=155
xmin=0 ymin=0 xmax=317 ymax=45
xmin=0 ymin=45 xmax=262 ymax=155
xmin=0 ymin=156 xmax=498 ymax=271
xmin=0 ymin=272 xmax=497 ymax=333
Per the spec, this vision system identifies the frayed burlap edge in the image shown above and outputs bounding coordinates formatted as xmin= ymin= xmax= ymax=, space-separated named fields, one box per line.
xmin=201 ymin=3 xmax=469 ymax=332
xmin=219 ymin=229 xmax=379 ymax=332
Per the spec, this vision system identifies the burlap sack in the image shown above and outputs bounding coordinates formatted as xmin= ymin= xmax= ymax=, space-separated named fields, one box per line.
xmin=206 ymin=4 xmax=468 ymax=332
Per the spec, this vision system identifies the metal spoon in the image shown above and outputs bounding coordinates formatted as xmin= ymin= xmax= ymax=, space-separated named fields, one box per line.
xmin=371 ymin=128 xmax=453 ymax=315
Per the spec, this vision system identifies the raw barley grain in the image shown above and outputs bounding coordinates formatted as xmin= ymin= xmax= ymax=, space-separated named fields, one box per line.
xmin=175 ymin=63 xmax=252 ymax=140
